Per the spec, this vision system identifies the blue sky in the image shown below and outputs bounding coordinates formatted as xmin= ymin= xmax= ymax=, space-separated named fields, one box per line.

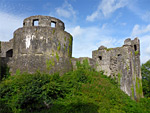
xmin=0 ymin=0 xmax=150 ymax=63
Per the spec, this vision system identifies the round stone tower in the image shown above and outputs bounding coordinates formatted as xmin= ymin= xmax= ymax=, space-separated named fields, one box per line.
xmin=11 ymin=15 xmax=73 ymax=75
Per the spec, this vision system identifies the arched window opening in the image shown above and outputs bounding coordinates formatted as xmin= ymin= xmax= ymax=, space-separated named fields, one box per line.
xmin=134 ymin=45 xmax=137 ymax=51
xmin=98 ymin=56 xmax=102 ymax=60
xmin=6 ymin=49 xmax=13 ymax=57
xmin=118 ymin=54 xmax=122 ymax=57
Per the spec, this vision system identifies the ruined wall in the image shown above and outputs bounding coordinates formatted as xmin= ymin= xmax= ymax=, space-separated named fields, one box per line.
xmin=92 ymin=38 xmax=143 ymax=100
xmin=71 ymin=57 xmax=96 ymax=70
xmin=2 ymin=15 xmax=73 ymax=75
xmin=0 ymin=15 xmax=143 ymax=100
xmin=1 ymin=39 xmax=13 ymax=57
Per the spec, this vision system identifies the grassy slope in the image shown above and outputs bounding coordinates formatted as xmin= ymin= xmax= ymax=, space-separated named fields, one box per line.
xmin=0 ymin=63 xmax=150 ymax=113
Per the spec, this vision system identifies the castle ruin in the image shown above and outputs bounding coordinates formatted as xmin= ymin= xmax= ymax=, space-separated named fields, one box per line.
xmin=0 ymin=15 xmax=143 ymax=100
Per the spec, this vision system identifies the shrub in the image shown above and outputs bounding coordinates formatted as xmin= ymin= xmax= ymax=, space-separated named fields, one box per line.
xmin=0 ymin=59 xmax=150 ymax=112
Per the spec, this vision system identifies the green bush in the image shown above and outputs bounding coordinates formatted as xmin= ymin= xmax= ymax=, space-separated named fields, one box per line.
xmin=141 ymin=60 xmax=150 ymax=97
xmin=0 ymin=72 xmax=70 ymax=113
xmin=0 ymin=65 xmax=10 ymax=81
xmin=0 ymin=59 xmax=150 ymax=113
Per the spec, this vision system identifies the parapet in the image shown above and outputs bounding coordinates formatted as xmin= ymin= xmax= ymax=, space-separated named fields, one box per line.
xmin=23 ymin=15 xmax=65 ymax=30
xmin=98 ymin=45 xmax=107 ymax=50
xmin=124 ymin=38 xmax=132 ymax=46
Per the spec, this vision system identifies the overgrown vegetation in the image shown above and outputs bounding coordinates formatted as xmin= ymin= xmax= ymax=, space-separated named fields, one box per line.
xmin=0 ymin=59 xmax=150 ymax=113
xmin=134 ymin=51 xmax=139 ymax=55
xmin=0 ymin=65 xmax=11 ymax=82
xmin=141 ymin=60 xmax=150 ymax=98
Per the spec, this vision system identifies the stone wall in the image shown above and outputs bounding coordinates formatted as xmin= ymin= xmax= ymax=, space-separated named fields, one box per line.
xmin=0 ymin=15 xmax=143 ymax=100
xmin=1 ymin=39 xmax=13 ymax=57
xmin=92 ymin=38 xmax=143 ymax=100
xmin=71 ymin=57 xmax=96 ymax=70
xmin=1 ymin=15 xmax=73 ymax=75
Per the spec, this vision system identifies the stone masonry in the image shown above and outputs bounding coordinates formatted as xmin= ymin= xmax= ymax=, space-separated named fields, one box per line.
xmin=92 ymin=38 xmax=143 ymax=100
xmin=0 ymin=15 xmax=143 ymax=100
xmin=1 ymin=15 xmax=73 ymax=75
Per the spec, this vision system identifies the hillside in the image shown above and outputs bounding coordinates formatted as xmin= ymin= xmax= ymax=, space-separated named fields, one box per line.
xmin=0 ymin=61 xmax=150 ymax=113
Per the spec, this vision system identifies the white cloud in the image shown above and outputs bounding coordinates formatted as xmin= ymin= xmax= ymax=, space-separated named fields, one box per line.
xmin=127 ymin=1 xmax=150 ymax=22
xmin=131 ymin=24 xmax=150 ymax=37
xmin=86 ymin=11 xmax=100 ymax=22
xmin=67 ymin=23 xmax=150 ymax=64
xmin=55 ymin=0 xmax=76 ymax=19
xmin=69 ymin=26 xmax=83 ymax=38
xmin=0 ymin=11 xmax=24 ymax=41
xmin=120 ymin=22 xmax=127 ymax=26
xmin=66 ymin=25 xmax=124 ymax=58
xmin=56 ymin=8 xmax=71 ymax=18
xmin=141 ymin=11 xmax=150 ymax=22
xmin=97 ymin=38 xmax=124 ymax=48
xmin=86 ymin=0 xmax=128 ymax=21
xmin=140 ymin=35 xmax=150 ymax=63
xmin=146 ymin=46 xmax=150 ymax=55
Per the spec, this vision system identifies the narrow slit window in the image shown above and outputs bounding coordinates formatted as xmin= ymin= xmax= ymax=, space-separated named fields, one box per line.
xmin=98 ymin=56 xmax=102 ymax=60
xmin=134 ymin=45 xmax=137 ymax=51
xmin=33 ymin=19 xmax=39 ymax=26
xmin=51 ymin=21 xmax=56 ymax=27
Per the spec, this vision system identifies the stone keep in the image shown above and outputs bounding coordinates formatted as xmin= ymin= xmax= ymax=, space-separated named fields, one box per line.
xmin=92 ymin=38 xmax=143 ymax=100
xmin=1 ymin=15 xmax=73 ymax=75
xmin=1 ymin=15 xmax=143 ymax=100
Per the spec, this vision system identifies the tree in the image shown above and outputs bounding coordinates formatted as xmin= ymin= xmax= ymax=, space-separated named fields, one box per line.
xmin=141 ymin=60 xmax=150 ymax=97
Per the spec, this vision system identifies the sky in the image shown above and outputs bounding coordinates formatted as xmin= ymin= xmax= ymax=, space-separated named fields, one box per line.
xmin=0 ymin=0 xmax=150 ymax=63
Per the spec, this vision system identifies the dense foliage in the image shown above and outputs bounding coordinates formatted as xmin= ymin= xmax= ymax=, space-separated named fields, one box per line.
xmin=0 ymin=59 xmax=150 ymax=113
xmin=0 ymin=65 xmax=10 ymax=81
xmin=141 ymin=60 xmax=150 ymax=98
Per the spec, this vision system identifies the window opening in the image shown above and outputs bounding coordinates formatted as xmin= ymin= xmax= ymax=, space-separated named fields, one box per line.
xmin=51 ymin=21 xmax=56 ymax=27
xmin=33 ymin=19 xmax=39 ymax=26
xmin=134 ymin=45 xmax=137 ymax=51
xmin=118 ymin=54 xmax=122 ymax=56
xmin=98 ymin=56 xmax=102 ymax=60
xmin=6 ymin=49 xmax=13 ymax=57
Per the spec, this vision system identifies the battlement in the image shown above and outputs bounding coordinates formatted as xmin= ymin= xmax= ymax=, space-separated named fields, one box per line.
xmin=23 ymin=15 xmax=65 ymax=30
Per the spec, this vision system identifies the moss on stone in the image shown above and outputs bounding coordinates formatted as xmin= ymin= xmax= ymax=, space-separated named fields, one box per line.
xmin=52 ymin=50 xmax=54 ymax=56
xmin=131 ymin=84 xmax=134 ymax=99
xmin=67 ymin=35 xmax=73 ymax=57
xmin=57 ymin=42 xmax=61 ymax=51
xmin=104 ymin=48 xmax=113 ymax=51
xmin=117 ymin=73 xmax=122 ymax=86
xmin=96 ymin=62 xmax=99 ymax=68
xmin=68 ymin=48 xmax=70 ymax=57
xmin=52 ymin=29 xmax=55 ymax=34
xmin=64 ymin=37 xmax=66 ymax=41
xmin=56 ymin=52 xmax=59 ymax=62
xmin=127 ymin=64 xmax=129 ymax=72
xmin=134 ymin=51 xmax=139 ymax=55
xmin=69 ymin=36 xmax=72 ymax=47
xmin=136 ymin=77 xmax=143 ymax=98
xmin=69 ymin=59 xmax=72 ymax=64
xmin=46 ymin=58 xmax=55 ymax=70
